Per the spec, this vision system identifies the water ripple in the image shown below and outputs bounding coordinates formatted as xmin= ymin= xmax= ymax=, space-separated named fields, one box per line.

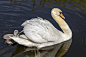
xmin=0 ymin=0 xmax=86 ymax=57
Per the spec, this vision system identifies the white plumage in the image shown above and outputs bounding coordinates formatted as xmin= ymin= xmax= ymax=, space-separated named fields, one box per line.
xmin=10 ymin=8 xmax=72 ymax=49
xmin=21 ymin=17 xmax=62 ymax=43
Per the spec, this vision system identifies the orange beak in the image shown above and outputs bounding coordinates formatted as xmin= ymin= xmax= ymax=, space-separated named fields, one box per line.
xmin=60 ymin=13 xmax=65 ymax=19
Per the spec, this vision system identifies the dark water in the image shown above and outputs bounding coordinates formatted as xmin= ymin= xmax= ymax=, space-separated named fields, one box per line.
xmin=0 ymin=0 xmax=86 ymax=57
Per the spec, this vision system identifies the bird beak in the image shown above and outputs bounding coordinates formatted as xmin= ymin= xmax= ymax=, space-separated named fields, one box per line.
xmin=60 ymin=13 xmax=65 ymax=19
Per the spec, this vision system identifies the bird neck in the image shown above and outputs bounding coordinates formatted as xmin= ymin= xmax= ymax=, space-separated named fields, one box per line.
xmin=51 ymin=14 xmax=72 ymax=38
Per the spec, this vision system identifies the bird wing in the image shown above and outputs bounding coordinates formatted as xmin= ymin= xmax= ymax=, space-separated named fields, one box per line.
xmin=21 ymin=17 xmax=61 ymax=43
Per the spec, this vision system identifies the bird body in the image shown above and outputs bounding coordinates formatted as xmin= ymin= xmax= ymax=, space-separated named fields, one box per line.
xmin=10 ymin=8 xmax=72 ymax=49
xmin=21 ymin=17 xmax=64 ymax=43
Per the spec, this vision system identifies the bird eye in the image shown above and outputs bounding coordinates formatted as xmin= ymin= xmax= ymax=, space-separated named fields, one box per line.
xmin=59 ymin=12 xmax=63 ymax=14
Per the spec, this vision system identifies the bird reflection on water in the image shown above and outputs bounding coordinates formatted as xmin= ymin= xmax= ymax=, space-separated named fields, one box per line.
xmin=12 ymin=39 xmax=72 ymax=57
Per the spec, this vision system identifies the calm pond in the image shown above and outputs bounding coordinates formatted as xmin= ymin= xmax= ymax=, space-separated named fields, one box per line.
xmin=0 ymin=0 xmax=86 ymax=57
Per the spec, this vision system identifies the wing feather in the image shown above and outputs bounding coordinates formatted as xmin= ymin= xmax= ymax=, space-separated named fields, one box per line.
xmin=21 ymin=17 xmax=59 ymax=43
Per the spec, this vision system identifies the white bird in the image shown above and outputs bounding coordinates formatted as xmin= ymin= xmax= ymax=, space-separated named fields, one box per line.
xmin=10 ymin=8 xmax=72 ymax=49
xmin=3 ymin=30 xmax=18 ymax=44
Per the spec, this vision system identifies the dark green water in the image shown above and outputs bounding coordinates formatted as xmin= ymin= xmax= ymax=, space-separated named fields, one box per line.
xmin=0 ymin=0 xmax=86 ymax=57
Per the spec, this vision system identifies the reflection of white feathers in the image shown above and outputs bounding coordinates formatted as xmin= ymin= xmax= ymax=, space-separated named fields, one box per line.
xmin=10 ymin=8 xmax=72 ymax=49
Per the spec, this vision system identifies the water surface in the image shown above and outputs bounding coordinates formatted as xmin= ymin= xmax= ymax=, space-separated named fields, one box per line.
xmin=0 ymin=0 xmax=86 ymax=57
